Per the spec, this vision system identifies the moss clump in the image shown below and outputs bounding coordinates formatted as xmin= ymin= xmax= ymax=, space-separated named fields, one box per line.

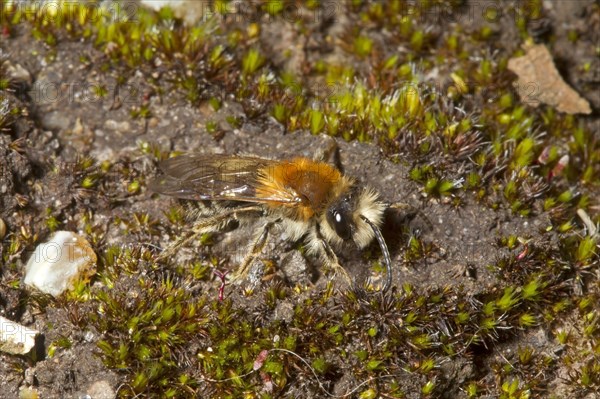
xmin=2 ymin=0 xmax=598 ymax=398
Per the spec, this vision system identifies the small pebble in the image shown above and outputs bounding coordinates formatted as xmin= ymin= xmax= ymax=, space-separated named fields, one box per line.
xmin=0 ymin=316 xmax=39 ymax=355
xmin=24 ymin=231 xmax=97 ymax=297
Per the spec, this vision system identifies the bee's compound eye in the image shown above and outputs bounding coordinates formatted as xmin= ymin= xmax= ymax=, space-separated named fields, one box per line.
xmin=327 ymin=209 xmax=352 ymax=240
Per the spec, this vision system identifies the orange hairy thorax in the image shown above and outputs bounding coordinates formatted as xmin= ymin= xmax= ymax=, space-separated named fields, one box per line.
xmin=256 ymin=158 xmax=343 ymax=220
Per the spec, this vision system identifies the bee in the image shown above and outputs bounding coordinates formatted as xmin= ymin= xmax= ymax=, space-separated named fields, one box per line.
xmin=150 ymin=153 xmax=392 ymax=292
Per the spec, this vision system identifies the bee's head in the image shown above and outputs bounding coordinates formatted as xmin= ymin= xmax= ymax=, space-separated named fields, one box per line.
xmin=324 ymin=186 xmax=385 ymax=248
xmin=321 ymin=185 xmax=392 ymax=292
xmin=325 ymin=191 xmax=355 ymax=242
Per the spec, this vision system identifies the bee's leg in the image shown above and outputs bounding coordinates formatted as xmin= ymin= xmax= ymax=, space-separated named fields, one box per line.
xmin=231 ymin=220 xmax=279 ymax=283
xmin=322 ymin=240 xmax=353 ymax=285
xmin=314 ymin=226 xmax=352 ymax=285
xmin=156 ymin=205 xmax=264 ymax=262
xmin=312 ymin=136 xmax=342 ymax=170
xmin=388 ymin=202 xmax=433 ymax=231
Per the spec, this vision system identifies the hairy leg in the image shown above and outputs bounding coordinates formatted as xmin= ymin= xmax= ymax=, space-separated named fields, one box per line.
xmin=156 ymin=205 xmax=264 ymax=262
xmin=230 ymin=219 xmax=280 ymax=283
xmin=312 ymin=135 xmax=342 ymax=170
xmin=388 ymin=202 xmax=433 ymax=231
xmin=314 ymin=225 xmax=352 ymax=285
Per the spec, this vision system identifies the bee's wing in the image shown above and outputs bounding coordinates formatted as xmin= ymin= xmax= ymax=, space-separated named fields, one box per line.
xmin=150 ymin=154 xmax=296 ymax=204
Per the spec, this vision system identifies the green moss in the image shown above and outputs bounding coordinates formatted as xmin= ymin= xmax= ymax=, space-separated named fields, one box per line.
xmin=242 ymin=48 xmax=265 ymax=76
xmin=353 ymin=35 xmax=373 ymax=57
xmin=3 ymin=1 xmax=598 ymax=397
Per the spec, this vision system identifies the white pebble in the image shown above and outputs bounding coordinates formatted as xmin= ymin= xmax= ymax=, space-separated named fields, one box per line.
xmin=0 ymin=316 xmax=39 ymax=355
xmin=24 ymin=231 xmax=97 ymax=297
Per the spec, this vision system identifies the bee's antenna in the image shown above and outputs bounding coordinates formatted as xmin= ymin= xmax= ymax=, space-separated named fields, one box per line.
xmin=361 ymin=216 xmax=392 ymax=293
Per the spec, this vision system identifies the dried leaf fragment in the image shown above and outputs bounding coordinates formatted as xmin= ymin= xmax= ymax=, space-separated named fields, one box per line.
xmin=508 ymin=44 xmax=591 ymax=114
